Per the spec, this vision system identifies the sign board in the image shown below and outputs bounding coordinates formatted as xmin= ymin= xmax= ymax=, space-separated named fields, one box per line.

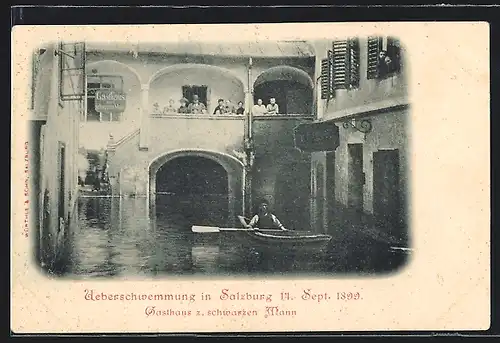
xmin=95 ymin=89 xmax=127 ymax=112
xmin=294 ymin=121 xmax=339 ymax=152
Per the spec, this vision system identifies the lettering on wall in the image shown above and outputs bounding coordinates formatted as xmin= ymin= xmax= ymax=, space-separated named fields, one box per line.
xmin=95 ymin=89 xmax=127 ymax=112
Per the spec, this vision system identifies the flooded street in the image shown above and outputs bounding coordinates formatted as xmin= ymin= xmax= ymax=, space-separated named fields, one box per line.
xmin=59 ymin=196 xmax=408 ymax=278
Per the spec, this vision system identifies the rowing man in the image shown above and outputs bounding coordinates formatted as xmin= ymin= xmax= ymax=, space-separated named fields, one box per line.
xmin=245 ymin=200 xmax=287 ymax=231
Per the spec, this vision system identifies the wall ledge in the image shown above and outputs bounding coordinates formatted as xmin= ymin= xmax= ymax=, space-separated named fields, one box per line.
xmin=321 ymin=97 xmax=410 ymax=122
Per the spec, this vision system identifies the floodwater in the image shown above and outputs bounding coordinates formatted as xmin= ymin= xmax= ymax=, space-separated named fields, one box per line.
xmin=58 ymin=196 xmax=409 ymax=278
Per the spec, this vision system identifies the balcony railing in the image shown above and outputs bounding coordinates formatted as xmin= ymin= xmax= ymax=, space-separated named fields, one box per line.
xmin=150 ymin=111 xmax=314 ymax=119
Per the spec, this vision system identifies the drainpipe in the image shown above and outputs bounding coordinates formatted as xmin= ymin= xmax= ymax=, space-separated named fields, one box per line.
xmin=244 ymin=57 xmax=254 ymax=217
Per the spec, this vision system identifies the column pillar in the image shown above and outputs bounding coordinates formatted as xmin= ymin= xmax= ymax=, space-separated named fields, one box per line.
xmin=244 ymin=57 xmax=254 ymax=216
xmin=139 ymin=83 xmax=149 ymax=151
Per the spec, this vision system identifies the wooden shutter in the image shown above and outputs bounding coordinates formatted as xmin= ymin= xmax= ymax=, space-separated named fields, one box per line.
xmin=320 ymin=50 xmax=335 ymax=99
xmin=348 ymin=38 xmax=360 ymax=88
xmin=328 ymin=49 xmax=334 ymax=96
xmin=332 ymin=40 xmax=349 ymax=89
xmin=320 ymin=57 xmax=330 ymax=99
xmin=367 ymin=36 xmax=382 ymax=79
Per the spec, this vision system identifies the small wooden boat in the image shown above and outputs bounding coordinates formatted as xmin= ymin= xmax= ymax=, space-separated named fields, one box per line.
xmin=234 ymin=216 xmax=332 ymax=255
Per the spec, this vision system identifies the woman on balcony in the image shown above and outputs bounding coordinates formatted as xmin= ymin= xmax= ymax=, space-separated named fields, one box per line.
xmin=178 ymin=98 xmax=190 ymax=114
xmin=235 ymin=101 xmax=245 ymax=115
xmin=252 ymin=98 xmax=267 ymax=116
xmin=163 ymin=99 xmax=177 ymax=114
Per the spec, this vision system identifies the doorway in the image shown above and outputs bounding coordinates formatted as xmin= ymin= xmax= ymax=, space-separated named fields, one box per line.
xmin=275 ymin=161 xmax=311 ymax=231
xmin=58 ymin=142 xmax=66 ymax=231
xmin=155 ymin=156 xmax=229 ymax=227
xmin=315 ymin=163 xmax=325 ymax=232
xmin=325 ymin=151 xmax=336 ymax=227
xmin=373 ymin=149 xmax=402 ymax=236
xmin=347 ymin=143 xmax=364 ymax=211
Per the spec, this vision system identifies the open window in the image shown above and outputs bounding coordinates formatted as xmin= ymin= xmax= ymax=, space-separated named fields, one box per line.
xmin=86 ymin=74 xmax=125 ymax=122
xmin=182 ymin=85 xmax=208 ymax=106
xmin=367 ymin=36 xmax=403 ymax=80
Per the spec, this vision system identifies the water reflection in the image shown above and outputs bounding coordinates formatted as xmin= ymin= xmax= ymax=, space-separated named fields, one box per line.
xmin=62 ymin=196 xmax=408 ymax=278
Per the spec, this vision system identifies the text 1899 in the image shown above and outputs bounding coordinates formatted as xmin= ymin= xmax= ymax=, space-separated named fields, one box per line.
xmin=337 ymin=292 xmax=361 ymax=300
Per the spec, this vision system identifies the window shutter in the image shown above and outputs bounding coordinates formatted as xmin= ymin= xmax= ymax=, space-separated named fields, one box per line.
xmin=320 ymin=50 xmax=335 ymax=99
xmin=367 ymin=36 xmax=382 ymax=79
xmin=328 ymin=49 xmax=335 ymax=97
xmin=348 ymin=38 xmax=360 ymax=88
xmin=332 ymin=40 xmax=349 ymax=89
xmin=320 ymin=57 xmax=330 ymax=99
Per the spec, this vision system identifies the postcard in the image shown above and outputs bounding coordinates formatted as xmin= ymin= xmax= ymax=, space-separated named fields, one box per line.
xmin=11 ymin=22 xmax=490 ymax=333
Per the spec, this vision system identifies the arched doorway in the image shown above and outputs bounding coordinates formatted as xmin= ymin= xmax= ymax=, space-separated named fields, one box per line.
xmin=149 ymin=150 xmax=244 ymax=227
xmin=253 ymin=66 xmax=314 ymax=115
xmin=155 ymin=156 xmax=229 ymax=225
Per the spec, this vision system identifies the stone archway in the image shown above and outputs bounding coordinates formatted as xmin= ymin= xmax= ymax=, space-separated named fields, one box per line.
xmin=148 ymin=149 xmax=245 ymax=226
xmin=147 ymin=63 xmax=246 ymax=115
xmin=253 ymin=65 xmax=314 ymax=115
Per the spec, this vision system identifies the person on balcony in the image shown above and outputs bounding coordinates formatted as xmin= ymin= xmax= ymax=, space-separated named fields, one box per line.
xmin=252 ymin=98 xmax=267 ymax=115
xmin=178 ymin=97 xmax=190 ymax=114
xmin=244 ymin=200 xmax=287 ymax=231
xmin=152 ymin=102 xmax=161 ymax=116
xmin=188 ymin=94 xmax=207 ymax=114
xmin=213 ymin=98 xmax=226 ymax=115
xmin=163 ymin=99 xmax=176 ymax=114
xmin=224 ymin=99 xmax=236 ymax=114
xmin=235 ymin=101 xmax=245 ymax=115
xmin=266 ymin=98 xmax=279 ymax=115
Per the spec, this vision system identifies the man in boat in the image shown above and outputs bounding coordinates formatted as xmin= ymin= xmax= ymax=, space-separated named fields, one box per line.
xmin=245 ymin=200 xmax=287 ymax=231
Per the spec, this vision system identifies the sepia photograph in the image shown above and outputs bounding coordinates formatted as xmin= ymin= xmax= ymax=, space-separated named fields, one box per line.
xmin=28 ymin=36 xmax=411 ymax=278
xmin=12 ymin=21 xmax=490 ymax=333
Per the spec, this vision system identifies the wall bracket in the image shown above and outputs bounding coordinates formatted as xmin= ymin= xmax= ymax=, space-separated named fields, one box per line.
xmin=342 ymin=118 xmax=373 ymax=134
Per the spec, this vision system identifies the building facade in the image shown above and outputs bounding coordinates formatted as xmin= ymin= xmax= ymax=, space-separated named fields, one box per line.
xmin=307 ymin=37 xmax=410 ymax=245
xmin=29 ymin=42 xmax=85 ymax=271
xmin=80 ymin=42 xmax=316 ymax=228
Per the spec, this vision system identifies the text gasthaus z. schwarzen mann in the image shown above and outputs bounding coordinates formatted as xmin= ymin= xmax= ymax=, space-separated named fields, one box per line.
xmin=84 ymin=288 xmax=300 ymax=318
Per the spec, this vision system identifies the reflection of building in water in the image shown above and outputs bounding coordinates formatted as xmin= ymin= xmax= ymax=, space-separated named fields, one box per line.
xmin=28 ymin=42 xmax=85 ymax=271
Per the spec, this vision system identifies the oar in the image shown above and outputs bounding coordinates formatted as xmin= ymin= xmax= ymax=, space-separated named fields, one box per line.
xmin=191 ymin=225 xmax=284 ymax=233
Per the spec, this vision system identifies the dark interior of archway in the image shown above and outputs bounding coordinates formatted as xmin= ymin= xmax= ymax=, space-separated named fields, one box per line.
xmin=253 ymin=80 xmax=313 ymax=115
xmin=155 ymin=156 xmax=229 ymax=226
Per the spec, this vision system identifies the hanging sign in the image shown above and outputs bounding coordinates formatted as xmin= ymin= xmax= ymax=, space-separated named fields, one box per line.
xmin=95 ymin=89 xmax=127 ymax=112
xmin=294 ymin=121 xmax=339 ymax=152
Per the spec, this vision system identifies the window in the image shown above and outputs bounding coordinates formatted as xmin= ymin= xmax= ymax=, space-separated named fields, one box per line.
xmin=182 ymin=85 xmax=208 ymax=106
xmin=86 ymin=74 xmax=124 ymax=122
xmin=367 ymin=36 xmax=402 ymax=80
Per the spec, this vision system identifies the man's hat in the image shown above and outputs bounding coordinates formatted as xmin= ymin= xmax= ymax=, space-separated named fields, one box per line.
xmin=193 ymin=94 xmax=199 ymax=99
